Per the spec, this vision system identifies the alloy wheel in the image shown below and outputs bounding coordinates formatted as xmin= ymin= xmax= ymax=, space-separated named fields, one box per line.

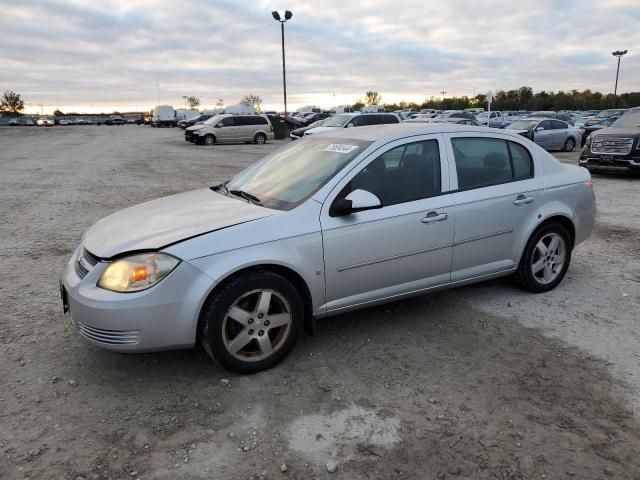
xmin=222 ymin=289 xmax=292 ymax=362
xmin=531 ymin=232 xmax=566 ymax=285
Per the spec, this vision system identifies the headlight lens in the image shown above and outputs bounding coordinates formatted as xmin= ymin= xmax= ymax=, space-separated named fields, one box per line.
xmin=98 ymin=253 xmax=179 ymax=293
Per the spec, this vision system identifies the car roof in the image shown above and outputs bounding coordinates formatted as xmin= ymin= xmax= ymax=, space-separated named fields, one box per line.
xmin=319 ymin=123 xmax=523 ymax=142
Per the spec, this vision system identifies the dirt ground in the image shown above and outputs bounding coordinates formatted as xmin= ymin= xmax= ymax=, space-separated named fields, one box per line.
xmin=1 ymin=125 xmax=639 ymax=480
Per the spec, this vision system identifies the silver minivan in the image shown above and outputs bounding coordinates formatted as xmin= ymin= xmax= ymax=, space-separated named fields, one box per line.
xmin=190 ymin=114 xmax=274 ymax=146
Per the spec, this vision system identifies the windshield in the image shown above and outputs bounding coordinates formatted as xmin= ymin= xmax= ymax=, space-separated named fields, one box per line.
xmin=322 ymin=114 xmax=353 ymax=127
xmin=611 ymin=111 xmax=640 ymax=128
xmin=223 ymin=137 xmax=371 ymax=210
xmin=476 ymin=112 xmax=489 ymax=119
xmin=507 ymin=120 xmax=538 ymax=130
xmin=203 ymin=115 xmax=225 ymax=125
xmin=308 ymin=118 xmax=328 ymax=128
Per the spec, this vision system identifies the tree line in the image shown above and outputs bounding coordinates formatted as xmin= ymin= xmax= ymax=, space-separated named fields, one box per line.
xmin=361 ymin=87 xmax=640 ymax=112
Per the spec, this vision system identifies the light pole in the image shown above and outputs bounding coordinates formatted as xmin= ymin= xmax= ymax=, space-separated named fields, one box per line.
xmin=612 ymin=50 xmax=628 ymax=106
xmin=271 ymin=10 xmax=293 ymax=119
xmin=182 ymin=95 xmax=188 ymax=121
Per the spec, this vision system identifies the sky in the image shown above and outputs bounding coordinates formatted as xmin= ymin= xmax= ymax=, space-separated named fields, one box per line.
xmin=1 ymin=0 xmax=639 ymax=114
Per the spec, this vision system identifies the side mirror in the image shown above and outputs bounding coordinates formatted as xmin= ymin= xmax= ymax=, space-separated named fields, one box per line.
xmin=331 ymin=189 xmax=382 ymax=216
xmin=346 ymin=123 xmax=354 ymax=128
xmin=535 ymin=126 xmax=544 ymax=131
xmin=216 ymin=123 xmax=223 ymax=128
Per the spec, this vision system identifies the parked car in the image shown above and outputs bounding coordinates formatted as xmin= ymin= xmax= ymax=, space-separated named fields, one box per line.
xmin=36 ymin=117 xmax=55 ymax=127
xmin=289 ymin=118 xmax=330 ymax=140
xmin=304 ymin=112 xmax=400 ymax=136
xmin=476 ymin=111 xmax=505 ymax=128
xmin=8 ymin=119 xmax=18 ymax=126
xmin=580 ymin=116 xmax=621 ymax=146
xmin=106 ymin=115 xmax=125 ymax=126
xmin=584 ymin=109 xmax=627 ymax=127
xmin=179 ymin=114 xmax=214 ymax=129
xmin=59 ymin=119 xmax=72 ymax=126
xmin=446 ymin=118 xmax=482 ymax=126
xmin=579 ymin=108 xmax=640 ymax=173
xmin=526 ymin=111 xmax=575 ymax=125
xmin=189 ymin=114 xmax=274 ymax=146
xmin=507 ymin=118 xmax=581 ymax=151
xmin=435 ymin=110 xmax=477 ymax=121
xmin=403 ymin=117 xmax=448 ymax=124
xmin=287 ymin=111 xmax=331 ymax=128
xmin=61 ymin=124 xmax=595 ymax=373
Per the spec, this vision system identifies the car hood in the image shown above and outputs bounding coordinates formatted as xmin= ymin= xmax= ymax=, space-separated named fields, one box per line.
xmin=83 ymin=189 xmax=278 ymax=258
xmin=591 ymin=127 xmax=640 ymax=137
xmin=186 ymin=124 xmax=206 ymax=132
xmin=305 ymin=126 xmax=341 ymax=135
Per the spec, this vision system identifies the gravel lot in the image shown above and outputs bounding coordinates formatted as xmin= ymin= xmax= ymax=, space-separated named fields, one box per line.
xmin=1 ymin=125 xmax=639 ymax=480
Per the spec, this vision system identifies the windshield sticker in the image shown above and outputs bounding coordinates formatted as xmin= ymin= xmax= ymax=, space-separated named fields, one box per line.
xmin=323 ymin=144 xmax=359 ymax=154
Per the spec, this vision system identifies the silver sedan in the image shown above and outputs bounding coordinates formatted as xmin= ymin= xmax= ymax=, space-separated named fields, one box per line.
xmin=61 ymin=124 xmax=596 ymax=373
xmin=507 ymin=117 xmax=582 ymax=151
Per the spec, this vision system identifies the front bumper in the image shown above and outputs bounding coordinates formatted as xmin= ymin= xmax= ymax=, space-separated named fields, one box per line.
xmin=61 ymin=247 xmax=215 ymax=353
xmin=579 ymin=150 xmax=640 ymax=172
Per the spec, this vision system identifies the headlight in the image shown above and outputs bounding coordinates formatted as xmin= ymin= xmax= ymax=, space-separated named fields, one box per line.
xmin=98 ymin=253 xmax=179 ymax=293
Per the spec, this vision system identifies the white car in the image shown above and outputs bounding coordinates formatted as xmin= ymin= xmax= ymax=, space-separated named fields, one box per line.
xmin=59 ymin=119 xmax=71 ymax=126
xmin=61 ymin=124 xmax=595 ymax=373
xmin=304 ymin=112 xmax=400 ymax=136
xmin=36 ymin=117 xmax=55 ymax=127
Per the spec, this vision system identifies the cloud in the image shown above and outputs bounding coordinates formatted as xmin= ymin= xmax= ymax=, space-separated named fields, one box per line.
xmin=0 ymin=0 xmax=637 ymax=112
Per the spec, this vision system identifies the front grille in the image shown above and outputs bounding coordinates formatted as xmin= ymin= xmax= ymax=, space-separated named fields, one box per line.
xmin=78 ymin=322 xmax=140 ymax=345
xmin=74 ymin=260 xmax=89 ymax=279
xmin=591 ymin=137 xmax=634 ymax=155
xmin=82 ymin=248 xmax=100 ymax=266
xmin=74 ymin=247 xmax=101 ymax=279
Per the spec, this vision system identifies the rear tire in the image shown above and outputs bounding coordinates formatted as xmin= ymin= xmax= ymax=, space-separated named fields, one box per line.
xmin=203 ymin=134 xmax=216 ymax=146
xmin=563 ymin=137 xmax=575 ymax=152
xmin=514 ymin=222 xmax=572 ymax=293
xmin=254 ymin=133 xmax=267 ymax=145
xmin=200 ymin=271 xmax=304 ymax=374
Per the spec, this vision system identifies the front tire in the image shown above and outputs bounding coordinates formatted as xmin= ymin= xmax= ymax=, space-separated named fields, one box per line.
xmin=203 ymin=134 xmax=216 ymax=146
xmin=563 ymin=137 xmax=575 ymax=152
xmin=254 ymin=133 xmax=267 ymax=144
xmin=514 ymin=222 xmax=572 ymax=293
xmin=200 ymin=271 xmax=304 ymax=373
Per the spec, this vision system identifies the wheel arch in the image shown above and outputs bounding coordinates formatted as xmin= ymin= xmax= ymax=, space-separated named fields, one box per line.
xmin=196 ymin=262 xmax=315 ymax=341
xmin=515 ymin=213 xmax=576 ymax=266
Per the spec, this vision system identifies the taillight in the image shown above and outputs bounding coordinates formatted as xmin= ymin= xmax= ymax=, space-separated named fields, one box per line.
xmin=588 ymin=177 xmax=593 ymax=188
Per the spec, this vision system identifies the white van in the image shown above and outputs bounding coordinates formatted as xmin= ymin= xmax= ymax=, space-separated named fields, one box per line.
xmin=225 ymin=104 xmax=255 ymax=115
xmin=152 ymin=106 xmax=176 ymax=127
xmin=175 ymin=109 xmax=200 ymax=122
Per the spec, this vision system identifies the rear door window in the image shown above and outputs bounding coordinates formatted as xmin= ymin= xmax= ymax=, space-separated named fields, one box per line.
xmin=365 ymin=115 xmax=383 ymax=125
xmin=551 ymin=120 xmax=567 ymax=130
xmin=383 ymin=114 xmax=400 ymax=124
xmin=451 ymin=137 xmax=535 ymax=190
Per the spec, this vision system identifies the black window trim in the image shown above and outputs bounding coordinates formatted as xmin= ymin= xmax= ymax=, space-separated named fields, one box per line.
xmin=450 ymin=136 xmax=535 ymax=193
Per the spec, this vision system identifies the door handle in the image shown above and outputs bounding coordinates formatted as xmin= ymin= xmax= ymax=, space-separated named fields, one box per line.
xmin=513 ymin=194 xmax=534 ymax=206
xmin=421 ymin=211 xmax=448 ymax=223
